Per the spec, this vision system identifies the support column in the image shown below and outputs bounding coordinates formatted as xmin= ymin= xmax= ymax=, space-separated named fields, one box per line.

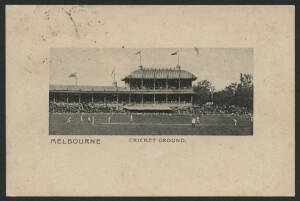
xmin=91 ymin=93 xmax=94 ymax=104
xmin=129 ymin=94 xmax=131 ymax=104
xmin=129 ymin=79 xmax=131 ymax=90
xmin=166 ymin=94 xmax=168 ymax=103
xmin=178 ymin=94 xmax=181 ymax=105
xmin=52 ymin=93 xmax=55 ymax=112
xmin=66 ymin=93 xmax=69 ymax=112
xmin=166 ymin=79 xmax=168 ymax=89
xmin=142 ymin=94 xmax=144 ymax=104
xmin=154 ymin=94 xmax=156 ymax=104
xmin=116 ymin=94 xmax=119 ymax=109
xmin=104 ymin=96 xmax=106 ymax=105
xmin=179 ymin=69 xmax=181 ymax=89
xmin=78 ymin=94 xmax=82 ymax=113
xmin=154 ymin=79 xmax=156 ymax=90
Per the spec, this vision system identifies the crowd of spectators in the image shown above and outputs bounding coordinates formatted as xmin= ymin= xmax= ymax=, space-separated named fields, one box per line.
xmin=50 ymin=101 xmax=252 ymax=115
xmin=191 ymin=104 xmax=251 ymax=115
xmin=49 ymin=102 xmax=125 ymax=113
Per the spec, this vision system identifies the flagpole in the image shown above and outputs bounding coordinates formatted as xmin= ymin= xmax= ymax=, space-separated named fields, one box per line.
xmin=140 ymin=52 xmax=142 ymax=66
xmin=177 ymin=50 xmax=180 ymax=66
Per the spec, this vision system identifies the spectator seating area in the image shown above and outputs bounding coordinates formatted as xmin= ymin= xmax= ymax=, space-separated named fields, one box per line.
xmin=49 ymin=101 xmax=252 ymax=115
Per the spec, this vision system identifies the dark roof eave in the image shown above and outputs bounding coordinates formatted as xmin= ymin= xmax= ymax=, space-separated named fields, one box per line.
xmin=122 ymin=77 xmax=197 ymax=80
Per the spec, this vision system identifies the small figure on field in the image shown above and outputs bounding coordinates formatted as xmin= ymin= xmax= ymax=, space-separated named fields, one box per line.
xmin=92 ymin=116 xmax=95 ymax=125
xmin=233 ymin=118 xmax=237 ymax=126
xmin=196 ymin=116 xmax=200 ymax=127
xmin=192 ymin=118 xmax=196 ymax=127
xmin=66 ymin=116 xmax=71 ymax=123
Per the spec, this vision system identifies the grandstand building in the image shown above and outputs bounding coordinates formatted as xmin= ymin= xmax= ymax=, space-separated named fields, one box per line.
xmin=49 ymin=65 xmax=197 ymax=112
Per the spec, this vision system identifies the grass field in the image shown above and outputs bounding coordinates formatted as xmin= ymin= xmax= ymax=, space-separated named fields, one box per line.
xmin=49 ymin=113 xmax=253 ymax=135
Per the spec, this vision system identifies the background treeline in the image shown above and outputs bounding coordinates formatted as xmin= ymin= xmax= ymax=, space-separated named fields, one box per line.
xmin=193 ymin=73 xmax=253 ymax=112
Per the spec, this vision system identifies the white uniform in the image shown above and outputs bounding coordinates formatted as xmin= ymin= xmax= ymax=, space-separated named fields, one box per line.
xmin=233 ymin=119 xmax=237 ymax=126
xmin=67 ymin=116 xmax=71 ymax=123
xmin=192 ymin=118 xmax=196 ymax=127
xmin=196 ymin=116 xmax=200 ymax=126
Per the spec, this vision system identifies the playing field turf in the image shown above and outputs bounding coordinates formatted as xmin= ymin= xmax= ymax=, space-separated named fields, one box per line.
xmin=49 ymin=113 xmax=253 ymax=135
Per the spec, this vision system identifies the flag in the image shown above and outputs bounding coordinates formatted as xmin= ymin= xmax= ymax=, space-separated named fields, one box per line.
xmin=171 ymin=51 xmax=178 ymax=55
xmin=194 ymin=47 xmax=199 ymax=55
xmin=135 ymin=50 xmax=141 ymax=55
xmin=111 ymin=68 xmax=115 ymax=77
xmin=68 ymin=73 xmax=77 ymax=78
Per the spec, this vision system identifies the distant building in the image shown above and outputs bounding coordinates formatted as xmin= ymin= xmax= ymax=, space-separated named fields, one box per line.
xmin=49 ymin=65 xmax=197 ymax=112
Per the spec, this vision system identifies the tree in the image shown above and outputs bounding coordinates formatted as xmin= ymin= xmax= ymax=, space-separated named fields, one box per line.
xmin=214 ymin=82 xmax=237 ymax=106
xmin=235 ymin=73 xmax=253 ymax=111
xmin=193 ymin=74 xmax=253 ymax=111
xmin=213 ymin=73 xmax=253 ymax=112
xmin=225 ymin=82 xmax=238 ymax=95
xmin=193 ymin=80 xmax=215 ymax=105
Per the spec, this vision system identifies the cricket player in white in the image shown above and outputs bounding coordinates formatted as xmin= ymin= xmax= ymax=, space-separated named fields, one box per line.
xmin=66 ymin=116 xmax=71 ymax=123
xmin=92 ymin=116 xmax=95 ymax=125
xmin=192 ymin=118 xmax=196 ymax=127
xmin=233 ymin=118 xmax=237 ymax=126
xmin=196 ymin=116 xmax=200 ymax=127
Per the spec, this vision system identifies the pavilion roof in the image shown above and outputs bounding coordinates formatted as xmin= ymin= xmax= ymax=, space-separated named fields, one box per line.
xmin=122 ymin=67 xmax=197 ymax=80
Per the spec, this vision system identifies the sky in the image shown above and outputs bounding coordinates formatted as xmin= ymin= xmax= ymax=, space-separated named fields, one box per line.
xmin=50 ymin=48 xmax=253 ymax=90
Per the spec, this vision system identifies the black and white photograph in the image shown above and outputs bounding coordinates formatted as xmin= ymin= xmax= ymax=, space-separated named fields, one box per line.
xmin=5 ymin=5 xmax=294 ymax=197
xmin=49 ymin=48 xmax=253 ymax=135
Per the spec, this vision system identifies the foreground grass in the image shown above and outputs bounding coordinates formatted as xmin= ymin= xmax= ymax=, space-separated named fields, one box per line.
xmin=49 ymin=113 xmax=253 ymax=135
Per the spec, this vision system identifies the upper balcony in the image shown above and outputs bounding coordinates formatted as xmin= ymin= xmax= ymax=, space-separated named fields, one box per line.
xmin=128 ymin=86 xmax=194 ymax=94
